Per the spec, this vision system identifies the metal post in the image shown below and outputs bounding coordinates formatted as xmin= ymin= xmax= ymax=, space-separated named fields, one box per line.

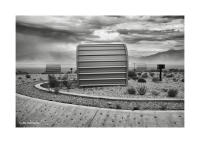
xmin=159 ymin=68 xmax=162 ymax=81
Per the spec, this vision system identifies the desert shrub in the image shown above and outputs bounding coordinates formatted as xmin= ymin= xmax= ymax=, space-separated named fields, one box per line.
xmin=25 ymin=74 xmax=31 ymax=78
xmin=152 ymin=77 xmax=160 ymax=82
xmin=136 ymin=85 xmax=147 ymax=95
xmin=128 ymin=70 xmax=137 ymax=79
xmin=63 ymin=80 xmax=73 ymax=89
xmin=160 ymin=105 xmax=167 ymax=110
xmin=62 ymin=74 xmax=68 ymax=80
xmin=48 ymin=74 xmax=59 ymax=88
xmin=167 ymin=88 xmax=178 ymax=97
xmin=166 ymin=73 xmax=174 ymax=78
xmin=54 ymin=87 xmax=60 ymax=94
xmin=127 ymin=86 xmax=136 ymax=95
xmin=132 ymin=76 xmax=138 ymax=80
xmin=149 ymin=72 xmax=155 ymax=77
xmin=138 ymin=78 xmax=146 ymax=83
xmin=132 ymin=106 xmax=140 ymax=110
xmin=162 ymin=88 xmax=168 ymax=92
xmin=141 ymin=72 xmax=148 ymax=78
xmin=116 ymin=105 xmax=121 ymax=109
xmin=173 ymin=78 xmax=178 ymax=82
xmin=151 ymin=90 xmax=160 ymax=96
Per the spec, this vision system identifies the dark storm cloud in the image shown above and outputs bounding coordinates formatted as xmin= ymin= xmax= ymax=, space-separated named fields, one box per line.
xmin=117 ymin=29 xmax=181 ymax=35
xmin=16 ymin=16 xmax=184 ymax=44
xmin=144 ymin=16 xmax=184 ymax=23
xmin=16 ymin=22 xmax=97 ymax=43
xmin=117 ymin=29 xmax=184 ymax=44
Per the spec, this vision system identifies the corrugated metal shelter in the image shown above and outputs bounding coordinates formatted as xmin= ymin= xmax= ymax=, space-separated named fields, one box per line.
xmin=77 ymin=43 xmax=128 ymax=87
xmin=45 ymin=64 xmax=61 ymax=74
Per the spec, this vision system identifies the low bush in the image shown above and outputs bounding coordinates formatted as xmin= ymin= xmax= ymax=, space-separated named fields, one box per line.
xmin=173 ymin=78 xmax=178 ymax=82
xmin=127 ymin=86 xmax=136 ymax=95
xmin=152 ymin=77 xmax=160 ymax=82
xmin=63 ymin=80 xmax=73 ymax=90
xmin=25 ymin=74 xmax=31 ymax=78
xmin=132 ymin=106 xmax=140 ymax=110
xmin=128 ymin=70 xmax=137 ymax=79
xmin=54 ymin=87 xmax=60 ymax=94
xmin=160 ymin=105 xmax=167 ymax=110
xmin=166 ymin=73 xmax=174 ymax=78
xmin=138 ymin=78 xmax=146 ymax=83
xmin=162 ymin=88 xmax=168 ymax=92
xmin=149 ymin=72 xmax=155 ymax=77
xmin=62 ymin=74 xmax=68 ymax=80
xmin=116 ymin=105 xmax=121 ymax=109
xmin=141 ymin=72 xmax=148 ymax=78
xmin=151 ymin=90 xmax=160 ymax=96
xmin=167 ymin=88 xmax=178 ymax=97
xmin=136 ymin=85 xmax=147 ymax=95
xmin=48 ymin=74 xmax=59 ymax=88
xmin=132 ymin=76 xmax=138 ymax=80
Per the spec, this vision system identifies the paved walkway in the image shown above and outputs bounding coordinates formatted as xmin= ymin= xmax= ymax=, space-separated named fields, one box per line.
xmin=16 ymin=94 xmax=184 ymax=127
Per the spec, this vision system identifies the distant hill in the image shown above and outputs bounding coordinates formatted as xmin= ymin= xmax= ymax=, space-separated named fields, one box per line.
xmin=130 ymin=49 xmax=184 ymax=65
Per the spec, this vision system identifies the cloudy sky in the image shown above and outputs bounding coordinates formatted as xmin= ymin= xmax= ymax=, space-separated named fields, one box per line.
xmin=16 ymin=16 xmax=184 ymax=67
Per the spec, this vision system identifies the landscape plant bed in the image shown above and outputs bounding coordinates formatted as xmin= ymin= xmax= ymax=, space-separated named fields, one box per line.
xmin=16 ymin=74 xmax=184 ymax=110
xmin=40 ymin=80 xmax=184 ymax=99
xmin=16 ymin=81 xmax=183 ymax=110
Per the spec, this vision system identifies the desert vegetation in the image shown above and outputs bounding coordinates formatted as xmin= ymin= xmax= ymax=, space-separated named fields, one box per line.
xmin=16 ymin=68 xmax=184 ymax=99
xmin=127 ymin=86 xmax=136 ymax=95
xmin=136 ymin=85 xmax=147 ymax=95
xmin=167 ymin=88 xmax=178 ymax=97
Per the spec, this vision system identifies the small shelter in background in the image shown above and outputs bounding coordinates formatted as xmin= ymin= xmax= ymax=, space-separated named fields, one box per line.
xmin=45 ymin=64 xmax=61 ymax=74
xmin=76 ymin=43 xmax=128 ymax=87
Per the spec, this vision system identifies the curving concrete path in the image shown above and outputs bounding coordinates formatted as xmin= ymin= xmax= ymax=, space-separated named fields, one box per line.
xmin=16 ymin=93 xmax=184 ymax=127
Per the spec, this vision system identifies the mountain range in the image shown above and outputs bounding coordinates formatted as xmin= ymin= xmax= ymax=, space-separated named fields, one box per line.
xmin=129 ymin=49 xmax=184 ymax=65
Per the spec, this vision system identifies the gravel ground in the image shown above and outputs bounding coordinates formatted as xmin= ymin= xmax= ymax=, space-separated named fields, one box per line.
xmin=16 ymin=74 xmax=184 ymax=110
xmin=66 ymin=72 xmax=184 ymax=99
xmin=16 ymin=73 xmax=184 ymax=99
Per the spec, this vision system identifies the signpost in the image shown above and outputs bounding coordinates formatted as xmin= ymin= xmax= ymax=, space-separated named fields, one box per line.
xmin=157 ymin=64 xmax=165 ymax=81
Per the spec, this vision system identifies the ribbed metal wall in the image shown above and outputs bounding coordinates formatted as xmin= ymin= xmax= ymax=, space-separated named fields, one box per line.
xmin=77 ymin=43 xmax=128 ymax=87
xmin=45 ymin=64 xmax=61 ymax=74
